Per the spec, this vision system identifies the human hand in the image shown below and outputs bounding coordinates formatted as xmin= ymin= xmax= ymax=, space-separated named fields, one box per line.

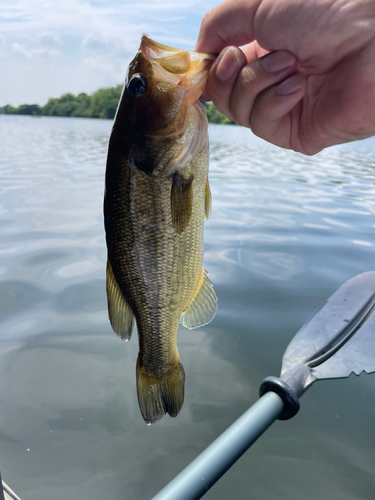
xmin=196 ymin=0 xmax=375 ymax=155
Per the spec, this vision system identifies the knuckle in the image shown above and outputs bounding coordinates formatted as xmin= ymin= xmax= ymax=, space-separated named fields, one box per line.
xmin=240 ymin=65 xmax=257 ymax=87
xmin=229 ymin=69 xmax=256 ymax=127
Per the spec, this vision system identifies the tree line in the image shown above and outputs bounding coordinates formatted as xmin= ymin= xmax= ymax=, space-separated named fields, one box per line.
xmin=1 ymin=85 xmax=234 ymax=124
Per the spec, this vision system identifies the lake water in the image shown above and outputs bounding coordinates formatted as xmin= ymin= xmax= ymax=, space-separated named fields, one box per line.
xmin=1 ymin=114 xmax=375 ymax=500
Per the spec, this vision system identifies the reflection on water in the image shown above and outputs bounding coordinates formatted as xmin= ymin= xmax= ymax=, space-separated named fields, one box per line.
xmin=0 ymin=116 xmax=375 ymax=500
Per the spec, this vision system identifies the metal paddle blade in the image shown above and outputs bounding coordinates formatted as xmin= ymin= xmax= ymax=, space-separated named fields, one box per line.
xmin=281 ymin=271 xmax=375 ymax=389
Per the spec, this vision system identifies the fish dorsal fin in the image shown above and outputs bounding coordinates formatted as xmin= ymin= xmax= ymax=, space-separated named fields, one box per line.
xmin=181 ymin=268 xmax=218 ymax=329
xmin=106 ymin=259 xmax=134 ymax=341
xmin=171 ymin=171 xmax=193 ymax=234
xmin=205 ymin=178 xmax=211 ymax=221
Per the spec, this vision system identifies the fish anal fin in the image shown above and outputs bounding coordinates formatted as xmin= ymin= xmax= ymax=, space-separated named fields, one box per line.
xmin=171 ymin=171 xmax=193 ymax=234
xmin=136 ymin=358 xmax=185 ymax=424
xmin=205 ymin=178 xmax=211 ymax=221
xmin=106 ymin=259 xmax=134 ymax=341
xmin=182 ymin=268 xmax=218 ymax=329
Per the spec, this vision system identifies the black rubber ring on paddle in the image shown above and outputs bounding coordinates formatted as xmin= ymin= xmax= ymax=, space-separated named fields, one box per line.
xmin=259 ymin=376 xmax=300 ymax=420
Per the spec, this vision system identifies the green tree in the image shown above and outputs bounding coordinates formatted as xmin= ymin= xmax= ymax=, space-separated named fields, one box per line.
xmin=4 ymin=105 xmax=17 ymax=114
xmin=2 ymin=85 xmax=234 ymax=124
xmin=17 ymin=104 xmax=41 ymax=115
xmin=90 ymin=85 xmax=122 ymax=119
xmin=205 ymin=102 xmax=235 ymax=125
xmin=52 ymin=93 xmax=77 ymax=117
xmin=42 ymin=98 xmax=59 ymax=116
xmin=72 ymin=93 xmax=92 ymax=118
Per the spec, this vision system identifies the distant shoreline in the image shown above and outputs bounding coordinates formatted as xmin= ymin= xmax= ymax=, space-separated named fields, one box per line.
xmin=0 ymin=85 xmax=234 ymax=125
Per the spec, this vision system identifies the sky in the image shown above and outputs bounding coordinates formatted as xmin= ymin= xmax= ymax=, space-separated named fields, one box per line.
xmin=0 ymin=0 xmax=219 ymax=106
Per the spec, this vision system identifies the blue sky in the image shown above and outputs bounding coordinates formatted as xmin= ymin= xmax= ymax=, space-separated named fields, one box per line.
xmin=1 ymin=0 xmax=219 ymax=106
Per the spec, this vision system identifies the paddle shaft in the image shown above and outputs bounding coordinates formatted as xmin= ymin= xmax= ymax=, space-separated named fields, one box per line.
xmin=0 ymin=472 xmax=4 ymax=500
xmin=151 ymin=391 xmax=284 ymax=500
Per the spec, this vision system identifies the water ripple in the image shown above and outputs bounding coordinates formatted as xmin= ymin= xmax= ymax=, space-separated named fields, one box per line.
xmin=1 ymin=116 xmax=375 ymax=500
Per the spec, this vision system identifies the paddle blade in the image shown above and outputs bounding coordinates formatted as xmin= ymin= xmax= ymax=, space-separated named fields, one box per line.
xmin=281 ymin=271 xmax=375 ymax=381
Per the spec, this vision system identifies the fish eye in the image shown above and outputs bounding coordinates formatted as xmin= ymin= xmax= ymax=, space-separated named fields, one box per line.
xmin=127 ymin=74 xmax=147 ymax=97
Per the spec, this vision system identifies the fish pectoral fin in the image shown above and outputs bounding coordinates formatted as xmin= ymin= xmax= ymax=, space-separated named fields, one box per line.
xmin=205 ymin=178 xmax=211 ymax=221
xmin=171 ymin=171 xmax=193 ymax=234
xmin=181 ymin=268 xmax=218 ymax=329
xmin=136 ymin=358 xmax=185 ymax=424
xmin=106 ymin=259 xmax=134 ymax=341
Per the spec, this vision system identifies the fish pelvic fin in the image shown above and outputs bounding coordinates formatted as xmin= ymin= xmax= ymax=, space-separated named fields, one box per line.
xmin=136 ymin=358 xmax=185 ymax=424
xmin=205 ymin=178 xmax=211 ymax=221
xmin=171 ymin=171 xmax=193 ymax=234
xmin=106 ymin=259 xmax=135 ymax=341
xmin=181 ymin=268 xmax=218 ymax=329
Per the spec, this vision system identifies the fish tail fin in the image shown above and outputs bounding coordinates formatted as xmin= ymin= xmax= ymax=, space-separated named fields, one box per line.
xmin=161 ymin=361 xmax=185 ymax=418
xmin=136 ymin=358 xmax=185 ymax=424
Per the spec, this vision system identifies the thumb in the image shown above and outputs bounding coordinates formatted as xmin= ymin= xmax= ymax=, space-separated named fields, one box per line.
xmin=195 ymin=0 xmax=261 ymax=53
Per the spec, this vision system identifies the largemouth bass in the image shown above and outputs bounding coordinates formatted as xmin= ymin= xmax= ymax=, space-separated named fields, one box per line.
xmin=104 ymin=35 xmax=217 ymax=424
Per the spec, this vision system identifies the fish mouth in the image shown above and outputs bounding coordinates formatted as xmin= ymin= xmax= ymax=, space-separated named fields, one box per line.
xmin=140 ymin=34 xmax=216 ymax=104
xmin=136 ymin=35 xmax=215 ymax=176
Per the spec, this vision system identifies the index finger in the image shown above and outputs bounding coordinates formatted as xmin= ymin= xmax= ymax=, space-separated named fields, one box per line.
xmin=195 ymin=0 xmax=262 ymax=53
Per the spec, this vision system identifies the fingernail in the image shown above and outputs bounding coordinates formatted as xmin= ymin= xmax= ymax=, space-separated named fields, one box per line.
xmin=260 ymin=51 xmax=295 ymax=73
xmin=276 ymin=74 xmax=303 ymax=95
xmin=216 ymin=47 xmax=241 ymax=82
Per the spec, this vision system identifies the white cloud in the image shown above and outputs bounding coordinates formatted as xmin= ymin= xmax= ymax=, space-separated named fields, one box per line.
xmin=82 ymin=34 xmax=110 ymax=52
xmin=40 ymin=32 xmax=61 ymax=47
xmin=12 ymin=42 xmax=62 ymax=60
xmin=83 ymin=57 xmax=114 ymax=73
xmin=81 ymin=33 xmax=130 ymax=56
xmin=0 ymin=4 xmax=30 ymax=23
xmin=0 ymin=0 xmax=219 ymax=105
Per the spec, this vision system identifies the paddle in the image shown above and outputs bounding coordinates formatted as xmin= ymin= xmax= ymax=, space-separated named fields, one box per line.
xmin=151 ymin=271 xmax=375 ymax=500
xmin=0 ymin=472 xmax=4 ymax=500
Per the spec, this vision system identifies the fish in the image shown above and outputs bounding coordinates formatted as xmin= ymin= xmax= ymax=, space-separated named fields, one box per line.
xmin=104 ymin=35 xmax=217 ymax=424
